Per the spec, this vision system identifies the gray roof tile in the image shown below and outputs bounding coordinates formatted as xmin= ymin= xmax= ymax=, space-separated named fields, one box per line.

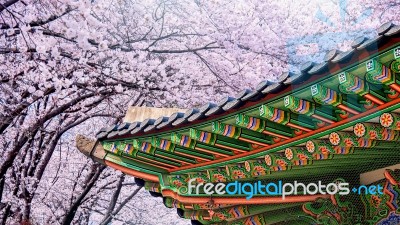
xmin=300 ymin=62 xmax=315 ymax=72
xmin=324 ymin=49 xmax=342 ymax=62
xmin=377 ymin=22 xmax=394 ymax=35
xmin=261 ymin=83 xmax=281 ymax=94
xmin=96 ymin=132 xmax=108 ymax=139
xmin=117 ymin=122 xmax=130 ymax=130
xmin=308 ymin=62 xmax=329 ymax=74
xmin=154 ymin=116 xmax=169 ymax=127
xmin=168 ymin=112 xmax=185 ymax=122
xmin=222 ymin=99 xmax=242 ymax=110
xmin=199 ymin=103 xmax=217 ymax=114
xmin=182 ymin=108 xmax=199 ymax=119
xmin=255 ymin=80 xmax=269 ymax=92
xmin=283 ymin=73 xmax=304 ymax=85
xmin=157 ymin=112 xmax=184 ymax=129
xmin=96 ymin=127 xmax=108 ymax=135
xmin=107 ymin=131 xmax=119 ymax=138
xmin=105 ymin=125 xmax=118 ymax=133
xmin=357 ymin=35 xmax=383 ymax=50
xmin=172 ymin=117 xmax=187 ymax=126
xmin=241 ymin=90 xmax=261 ymax=101
xmin=131 ymin=127 xmax=141 ymax=134
xmin=351 ymin=36 xmax=368 ymax=48
xmin=331 ymin=49 xmax=355 ymax=63
xmin=235 ymin=89 xmax=252 ymax=99
xmin=144 ymin=125 xmax=156 ymax=132
xmin=205 ymin=106 xmax=224 ymax=116
xmin=385 ymin=25 xmax=400 ymax=36
xmin=275 ymin=72 xmax=290 ymax=83
xmin=217 ymin=96 xmax=235 ymax=107
xmin=118 ymin=122 xmax=140 ymax=135
xmin=140 ymin=119 xmax=155 ymax=128
xmin=188 ymin=112 xmax=205 ymax=122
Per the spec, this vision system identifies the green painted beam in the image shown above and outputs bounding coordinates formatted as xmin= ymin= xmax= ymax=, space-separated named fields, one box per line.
xmin=136 ymin=152 xmax=181 ymax=167
xmin=172 ymin=103 xmax=400 ymax=174
xmin=195 ymin=143 xmax=235 ymax=156
xmin=175 ymin=147 xmax=215 ymax=160
xmin=105 ymin=154 xmax=164 ymax=176
xmin=156 ymin=150 xmax=197 ymax=164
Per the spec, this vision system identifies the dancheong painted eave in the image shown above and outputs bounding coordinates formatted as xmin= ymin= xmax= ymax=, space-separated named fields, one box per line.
xmin=77 ymin=21 xmax=400 ymax=225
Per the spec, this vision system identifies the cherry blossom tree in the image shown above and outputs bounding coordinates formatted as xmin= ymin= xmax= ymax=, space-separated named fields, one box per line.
xmin=0 ymin=0 xmax=399 ymax=224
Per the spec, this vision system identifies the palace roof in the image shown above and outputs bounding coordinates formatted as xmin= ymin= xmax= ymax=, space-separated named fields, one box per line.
xmin=77 ymin=22 xmax=400 ymax=225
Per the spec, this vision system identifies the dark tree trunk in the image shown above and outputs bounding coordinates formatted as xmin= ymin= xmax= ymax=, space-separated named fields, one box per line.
xmin=0 ymin=204 xmax=11 ymax=225
xmin=61 ymin=164 xmax=105 ymax=225
xmin=99 ymin=186 xmax=142 ymax=225
xmin=99 ymin=174 xmax=125 ymax=225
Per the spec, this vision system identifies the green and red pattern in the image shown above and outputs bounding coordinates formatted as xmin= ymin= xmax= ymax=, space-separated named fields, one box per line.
xmin=391 ymin=60 xmax=400 ymax=73
xmin=244 ymin=159 xmax=270 ymax=176
xmin=230 ymin=214 xmax=266 ymax=225
xmin=259 ymin=105 xmax=290 ymax=125
xmin=122 ymin=143 xmax=136 ymax=155
xmin=338 ymin=71 xmax=369 ymax=96
xmin=226 ymin=164 xmax=250 ymax=180
xmin=163 ymin=197 xmax=186 ymax=209
xmin=235 ymin=114 xmax=265 ymax=132
xmin=365 ymin=59 xmax=395 ymax=86
xmin=329 ymin=131 xmax=358 ymax=147
xmin=151 ymin=137 xmax=176 ymax=152
xmin=284 ymin=147 xmax=312 ymax=166
xmin=212 ymin=205 xmax=250 ymax=221
xmin=207 ymin=169 xmax=229 ymax=182
xmin=144 ymin=182 xmax=161 ymax=192
xmin=167 ymin=175 xmax=189 ymax=193
xmin=171 ymin=133 xmax=196 ymax=149
xmin=306 ymin=140 xmax=333 ymax=160
xmin=211 ymin=122 xmax=241 ymax=139
xmin=311 ymin=84 xmax=342 ymax=107
xmin=333 ymin=146 xmax=354 ymax=155
xmin=103 ymin=142 xmax=118 ymax=154
xmin=264 ymin=154 xmax=290 ymax=171
xmin=284 ymin=95 xmax=315 ymax=116
xmin=190 ymin=128 xmax=218 ymax=144
xmin=133 ymin=139 xmax=156 ymax=155
xmin=380 ymin=112 xmax=400 ymax=130
xmin=354 ymin=122 xmax=399 ymax=141
xmin=188 ymin=172 xmax=210 ymax=184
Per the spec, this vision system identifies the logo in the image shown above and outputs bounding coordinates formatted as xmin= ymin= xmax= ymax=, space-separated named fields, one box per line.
xmin=187 ymin=179 xmax=383 ymax=200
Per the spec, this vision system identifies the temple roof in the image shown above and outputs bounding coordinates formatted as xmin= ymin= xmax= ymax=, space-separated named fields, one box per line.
xmin=78 ymin=21 xmax=400 ymax=225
